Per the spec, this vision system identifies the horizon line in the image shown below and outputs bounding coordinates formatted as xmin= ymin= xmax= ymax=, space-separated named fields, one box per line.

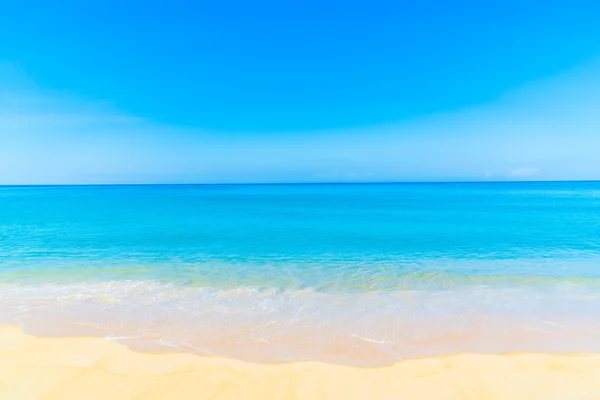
xmin=1 ymin=179 xmax=599 ymax=188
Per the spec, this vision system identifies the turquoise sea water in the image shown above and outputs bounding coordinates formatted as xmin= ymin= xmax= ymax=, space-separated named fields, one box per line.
xmin=2 ymin=182 xmax=600 ymax=364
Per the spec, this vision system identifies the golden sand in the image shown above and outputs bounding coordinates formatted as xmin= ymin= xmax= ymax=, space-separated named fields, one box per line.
xmin=1 ymin=325 xmax=600 ymax=399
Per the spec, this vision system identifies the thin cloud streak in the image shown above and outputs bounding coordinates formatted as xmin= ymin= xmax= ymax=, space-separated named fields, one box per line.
xmin=509 ymin=168 xmax=541 ymax=178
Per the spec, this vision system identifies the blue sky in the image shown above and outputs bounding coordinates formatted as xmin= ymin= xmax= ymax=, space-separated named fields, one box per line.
xmin=1 ymin=0 xmax=600 ymax=184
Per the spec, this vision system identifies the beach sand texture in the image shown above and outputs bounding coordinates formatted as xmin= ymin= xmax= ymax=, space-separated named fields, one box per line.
xmin=1 ymin=325 xmax=600 ymax=400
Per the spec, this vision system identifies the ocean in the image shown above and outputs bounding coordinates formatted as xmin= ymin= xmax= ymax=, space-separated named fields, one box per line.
xmin=1 ymin=182 xmax=600 ymax=365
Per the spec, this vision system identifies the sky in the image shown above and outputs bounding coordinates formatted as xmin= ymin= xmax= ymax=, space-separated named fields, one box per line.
xmin=1 ymin=0 xmax=600 ymax=184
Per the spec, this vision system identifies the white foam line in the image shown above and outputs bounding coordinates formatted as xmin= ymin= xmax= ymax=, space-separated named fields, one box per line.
xmin=351 ymin=334 xmax=394 ymax=344
xmin=159 ymin=338 xmax=178 ymax=347
xmin=544 ymin=320 xmax=566 ymax=328
xmin=105 ymin=334 xmax=142 ymax=340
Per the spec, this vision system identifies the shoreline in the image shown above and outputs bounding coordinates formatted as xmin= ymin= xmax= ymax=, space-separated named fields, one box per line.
xmin=2 ymin=325 xmax=600 ymax=399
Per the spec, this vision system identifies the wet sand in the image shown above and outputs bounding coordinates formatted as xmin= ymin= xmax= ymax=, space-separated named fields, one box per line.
xmin=1 ymin=325 xmax=600 ymax=399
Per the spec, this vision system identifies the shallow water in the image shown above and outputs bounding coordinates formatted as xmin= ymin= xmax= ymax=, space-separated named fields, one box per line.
xmin=1 ymin=182 xmax=600 ymax=365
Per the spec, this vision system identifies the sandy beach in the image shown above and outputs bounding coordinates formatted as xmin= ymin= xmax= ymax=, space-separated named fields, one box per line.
xmin=1 ymin=325 xmax=599 ymax=400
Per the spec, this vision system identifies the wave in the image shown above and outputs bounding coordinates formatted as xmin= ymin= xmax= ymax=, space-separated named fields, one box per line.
xmin=2 ymin=279 xmax=600 ymax=365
